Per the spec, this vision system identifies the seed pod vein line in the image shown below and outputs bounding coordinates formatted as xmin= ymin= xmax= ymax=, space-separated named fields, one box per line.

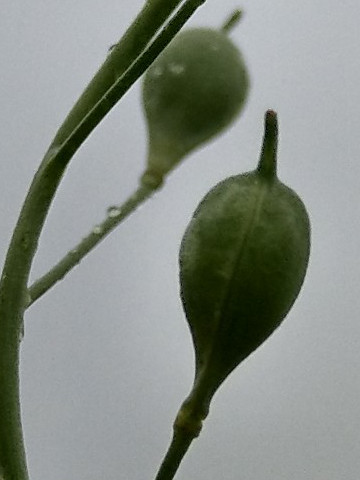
xmin=197 ymin=176 xmax=270 ymax=369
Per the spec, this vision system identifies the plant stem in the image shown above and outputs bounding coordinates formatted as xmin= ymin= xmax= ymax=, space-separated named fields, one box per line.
xmin=155 ymin=404 xmax=202 ymax=480
xmin=46 ymin=0 xmax=208 ymax=167
xmin=27 ymin=184 xmax=155 ymax=308
xmin=154 ymin=428 xmax=195 ymax=480
xmin=0 ymin=2 xmax=207 ymax=478
xmin=27 ymin=0 xmax=208 ymax=308
xmin=154 ymin=380 xmax=211 ymax=480
xmin=49 ymin=0 xmax=185 ymax=149
xmin=0 ymin=159 xmax=66 ymax=480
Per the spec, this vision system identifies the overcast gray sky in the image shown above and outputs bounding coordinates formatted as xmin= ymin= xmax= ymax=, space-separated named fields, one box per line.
xmin=1 ymin=1 xmax=359 ymax=479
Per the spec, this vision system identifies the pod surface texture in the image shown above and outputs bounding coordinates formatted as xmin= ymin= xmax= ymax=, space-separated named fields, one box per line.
xmin=179 ymin=170 xmax=310 ymax=389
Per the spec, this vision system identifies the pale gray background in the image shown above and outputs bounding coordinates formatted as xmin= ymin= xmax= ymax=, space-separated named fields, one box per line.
xmin=1 ymin=1 xmax=359 ymax=479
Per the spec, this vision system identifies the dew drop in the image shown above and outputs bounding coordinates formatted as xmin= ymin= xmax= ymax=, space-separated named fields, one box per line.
xmin=92 ymin=225 xmax=102 ymax=235
xmin=168 ymin=63 xmax=185 ymax=75
xmin=46 ymin=145 xmax=61 ymax=160
xmin=107 ymin=206 xmax=122 ymax=218
xmin=151 ymin=66 xmax=163 ymax=77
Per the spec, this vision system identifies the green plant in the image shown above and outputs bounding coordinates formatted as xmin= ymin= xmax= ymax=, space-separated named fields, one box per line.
xmin=0 ymin=3 xmax=310 ymax=480
xmin=142 ymin=23 xmax=249 ymax=187
xmin=154 ymin=110 xmax=310 ymax=479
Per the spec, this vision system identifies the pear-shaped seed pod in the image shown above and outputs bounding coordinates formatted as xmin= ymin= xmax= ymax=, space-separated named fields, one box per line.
xmin=142 ymin=27 xmax=249 ymax=188
xmin=179 ymin=111 xmax=310 ymax=402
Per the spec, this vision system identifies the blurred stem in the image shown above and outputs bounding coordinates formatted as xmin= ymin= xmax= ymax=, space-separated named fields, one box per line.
xmin=0 ymin=1 xmax=207 ymax=479
xmin=47 ymin=0 xmax=207 ymax=162
xmin=27 ymin=0 xmax=208 ymax=308
xmin=49 ymin=0 xmax=185 ymax=149
xmin=27 ymin=184 xmax=155 ymax=308
xmin=221 ymin=9 xmax=243 ymax=33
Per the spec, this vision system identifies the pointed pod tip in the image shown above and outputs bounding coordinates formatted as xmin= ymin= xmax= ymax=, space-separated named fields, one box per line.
xmin=265 ymin=109 xmax=278 ymax=127
xmin=257 ymin=109 xmax=279 ymax=180
xmin=221 ymin=9 xmax=243 ymax=34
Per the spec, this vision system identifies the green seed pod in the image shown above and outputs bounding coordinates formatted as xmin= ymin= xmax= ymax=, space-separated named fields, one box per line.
xmin=179 ymin=111 xmax=310 ymax=411
xmin=141 ymin=26 xmax=249 ymax=188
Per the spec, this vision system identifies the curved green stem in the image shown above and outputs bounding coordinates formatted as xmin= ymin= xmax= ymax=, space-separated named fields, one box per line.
xmin=0 ymin=2 xmax=207 ymax=478
xmin=27 ymin=0 xmax=208 ymax=308
xmin=27 ymin=183 xmax=155 ymax=308
xmin=49 ymin=0 xmax=185 ymax=149
xmin=45 ymin=0 xmax=208 ymax=169
xmin=0 ymin=158 xmax=68 ymax=480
